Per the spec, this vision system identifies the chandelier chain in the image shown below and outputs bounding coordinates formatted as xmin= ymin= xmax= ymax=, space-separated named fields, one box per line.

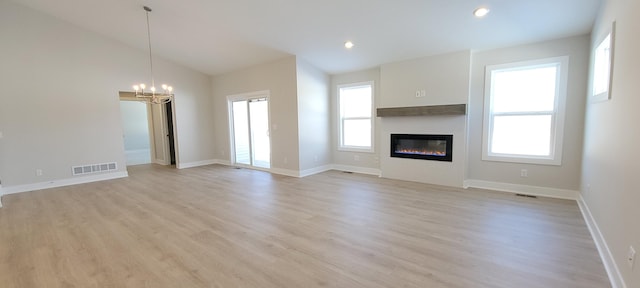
xmin=145 ymin=7 xmax=155 ymax=89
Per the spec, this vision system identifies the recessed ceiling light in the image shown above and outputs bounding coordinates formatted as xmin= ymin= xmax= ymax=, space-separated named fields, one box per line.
xmin=473 ymin=7 xmax=490 ymax=18
xmin=344 ymin=41 xmax=354 ymax=49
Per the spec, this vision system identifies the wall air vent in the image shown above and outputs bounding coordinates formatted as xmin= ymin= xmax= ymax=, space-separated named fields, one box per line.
xmin=72 ymin=162 xmax=118 ymax=176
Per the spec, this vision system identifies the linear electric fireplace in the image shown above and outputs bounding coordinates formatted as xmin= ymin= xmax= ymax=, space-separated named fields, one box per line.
xmin=390 ymin=134 xmax=453 ymax=162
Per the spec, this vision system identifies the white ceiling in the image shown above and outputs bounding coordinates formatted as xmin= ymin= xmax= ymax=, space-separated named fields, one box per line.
xmin=11 ymin=0 xmax=602 ymax=76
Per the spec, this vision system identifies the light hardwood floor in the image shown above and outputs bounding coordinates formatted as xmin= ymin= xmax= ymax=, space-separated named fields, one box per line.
xmin=0 ymin=164 xmax=610 ymax=287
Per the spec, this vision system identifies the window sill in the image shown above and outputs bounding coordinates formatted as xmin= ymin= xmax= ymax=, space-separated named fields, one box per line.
xmin=338 ymin=147 xmax=374 ymax=153
xmin=482 ymin=154 xmax=561 ymax=166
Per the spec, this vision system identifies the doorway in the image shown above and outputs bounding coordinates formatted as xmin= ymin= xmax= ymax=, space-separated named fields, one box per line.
xmin=148 ymin=100 xmax=176 ymax=166
xmin=120 ymin=100 xmax=152 ymax=165
xmin=119 ymin=92 xmax=177 ymax=167
xmin=229 ymin=92 xmax=271 ymax=169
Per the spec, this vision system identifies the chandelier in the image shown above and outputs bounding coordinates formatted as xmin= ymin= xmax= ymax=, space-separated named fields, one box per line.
xmin=133 ymin=6 xmax=173 ymax=104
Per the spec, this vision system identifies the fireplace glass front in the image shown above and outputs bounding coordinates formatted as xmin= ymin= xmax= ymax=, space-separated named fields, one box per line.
xmin=390 ymin=134 xmax=453 ymax=162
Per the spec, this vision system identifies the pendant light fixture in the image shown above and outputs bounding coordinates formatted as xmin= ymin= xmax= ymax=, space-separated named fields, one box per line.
xmin=133 ymin=6 xmax=173 ymax=104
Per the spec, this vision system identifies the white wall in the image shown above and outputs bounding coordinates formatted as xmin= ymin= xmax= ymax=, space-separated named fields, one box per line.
xmin=211 ymin=56 xmax=300 ymax=172
xmin=379 ymin=51 xmax=470 ymax=187
xmin=582 ymin=0 xmax=640 ymax=286
xmin=380 ymin=51 xmax=471 ymax=107
xmin=330 ymin=68 xmax=381 ymax=173
xmin=296 ymin=58 xmax=331 ymax=173
xmin=466 ymin=36 xmax=590 ymax=196
xmin=0 ymin=1 xmax=214 ymax=188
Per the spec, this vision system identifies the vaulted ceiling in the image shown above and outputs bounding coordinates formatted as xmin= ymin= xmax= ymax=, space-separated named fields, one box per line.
xmin=11 ymin=0 xmax=602 ymax=75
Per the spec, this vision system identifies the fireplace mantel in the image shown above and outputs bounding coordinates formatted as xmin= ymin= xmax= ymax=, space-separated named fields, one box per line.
xmin=376 ymin=104 xmax=466 ymax=117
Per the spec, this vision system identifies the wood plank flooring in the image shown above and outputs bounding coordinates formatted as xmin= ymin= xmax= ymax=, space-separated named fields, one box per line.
xmin=0 ymin=164 xmax=610 ymax=287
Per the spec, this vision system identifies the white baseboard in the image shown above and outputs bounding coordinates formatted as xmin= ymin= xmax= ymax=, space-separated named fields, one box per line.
xmin=190 ymin=160 xmax=379 ymax=179
xmin=578 ymin=194 xmax=626 ymax=288
xmin=1 ymin=171 xmax=129 ymax=196
xmin=177 ymin=159 xmax=217 ymax=169
xmin=331 ymin=164 xmax=381 ymax=176
xmin=299 ymin=165 xmax=333 ymax=177
xmin=268 ymin=167 xmax=301 ymax=178
xmin=207 ymin=160 xmax=299 ymax=177
xmin=207 ymin=161 xmax=331 ymax=178
xmin=208 ymin=160 xmax=291 ymax=176
xmin=463 ymin=179 xmax=579 ymax=200
xmin=212 ymin=159 xmax=232 ymax=166
xmin=271 ymin=164 xmax=379 ymax=178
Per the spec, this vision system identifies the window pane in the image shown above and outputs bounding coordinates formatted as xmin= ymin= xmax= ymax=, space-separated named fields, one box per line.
xmin=340 ymin=85 xmax=372 ymax=117
xmin=232 ymin=101 xmax=251 ymax=165
xmin=249 ymin=100 xmax=270 ymax=168
xmin=339 ymin=83 xmax=373 ymax=150
xmin=593 ymin=34 xmax=611 ymax=96
xmin=343 ymin=119 xmax=371 ymax=147
xmin=492 ymin=65 xmax=557 ymax=113
xmin=491 ymin=115 xmax=552 ymax=156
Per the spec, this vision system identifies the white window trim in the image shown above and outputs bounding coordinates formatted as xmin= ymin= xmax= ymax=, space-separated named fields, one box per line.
xmin=337 ymin=81 xmax=375 ymax=153
xmin=482 ymin=56 xmax=569 ymax=166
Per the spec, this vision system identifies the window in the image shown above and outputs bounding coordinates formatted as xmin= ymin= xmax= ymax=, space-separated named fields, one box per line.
xmin=338 ymin=82 xmax=373 ymax=151
xmin=592 ymin=21 xmax=615 ymax=102
xmin=483 ymin=57 xmax=568 ymax=165
xmin=593 ymin=34 xmax=611 ymax=98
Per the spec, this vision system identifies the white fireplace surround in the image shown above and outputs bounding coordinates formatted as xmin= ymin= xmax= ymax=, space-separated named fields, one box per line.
xmin=379 ymin=115 xmax=466 ymax=187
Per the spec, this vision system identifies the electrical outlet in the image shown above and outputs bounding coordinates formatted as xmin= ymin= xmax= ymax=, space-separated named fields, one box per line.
xmin=35 ymin=169 xmax=43 ymax=176
xmin=520 ymin=169 xmax=528 ymax=177
xmin=628 ymin=246 xmax=636 ymax=269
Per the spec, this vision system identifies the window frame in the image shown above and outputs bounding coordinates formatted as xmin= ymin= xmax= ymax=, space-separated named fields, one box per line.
xmin=337 ymin=81 xmax=375 ymax=152
xmin=482 ymin=56 xmax=569 ymax=166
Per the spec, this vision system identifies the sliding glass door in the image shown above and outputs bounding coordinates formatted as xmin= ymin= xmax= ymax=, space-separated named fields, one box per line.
xmin=230 ymin=96 xmax=270 ymax=169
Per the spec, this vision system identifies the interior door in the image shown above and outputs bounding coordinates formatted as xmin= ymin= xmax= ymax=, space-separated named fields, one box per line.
xmin=150 ymin=103 xmax=169 ymax=165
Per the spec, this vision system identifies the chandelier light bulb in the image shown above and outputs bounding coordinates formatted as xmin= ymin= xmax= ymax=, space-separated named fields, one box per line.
xmin=150 ymin=86 xmax=156 ymax=92
xmin=162 ymin=84 xmax=168 ymax=90
xmin=140 ymin=83 xmax=146 ymax=89
xmin=344 ymin=41 xmax=354 ymax=49
xmin=473 ymin=7 xmax=490 ymax=18
xmin=133 ymin=85 xmax=139 ymax=91
xmin=167 ymin=86 xmax=173 ymax=92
